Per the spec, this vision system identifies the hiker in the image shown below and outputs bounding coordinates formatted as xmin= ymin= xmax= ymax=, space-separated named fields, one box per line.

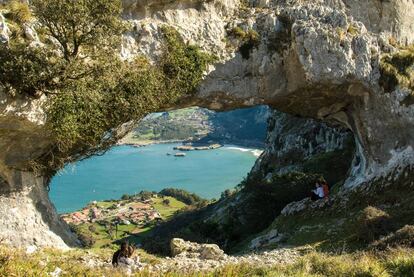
xmin=321 ymin=180 xmax=329 ymax=198
xmin=310 ymin=181 xmax=324 ymax=201
xmin=112 ymin=241 xmax=136 ymax=267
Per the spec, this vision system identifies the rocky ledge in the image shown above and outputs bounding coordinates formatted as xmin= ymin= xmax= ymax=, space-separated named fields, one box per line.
xmin=75 ymin=238 xmax=302 ymax=274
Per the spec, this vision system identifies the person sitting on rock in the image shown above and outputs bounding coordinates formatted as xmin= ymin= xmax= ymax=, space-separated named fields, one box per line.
xmin=310 ymin=181 xmax=324 ymax=201
xmin=112 ymin=241 xmax=136 ymax=267
xmin=321 ymin=180 xmax=330 ymax=198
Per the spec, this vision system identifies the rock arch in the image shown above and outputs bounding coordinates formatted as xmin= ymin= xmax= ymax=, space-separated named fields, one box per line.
xmin=1 ymin=0 xmax=414 ymax=247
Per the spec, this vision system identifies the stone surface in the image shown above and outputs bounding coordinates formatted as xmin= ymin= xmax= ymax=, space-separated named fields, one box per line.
xmin=0 ymin=13 xmax=9 ymax=43
xmin=74 ymin=239 xmax=302 ymax=274
xmin=170 ymin=238 xmax=225 ymax=260
xmin=249 ymin=229 xmax=285 ymax=249
xmin=0 ymin=170 xmax=79 ymax=248
xmin=251 ymin=109 xmax=351 ymax=176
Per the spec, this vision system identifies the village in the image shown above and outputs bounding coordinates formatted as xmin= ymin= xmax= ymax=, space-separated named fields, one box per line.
xmin=61 ymin=198 xmax=162 ymax=226
xmin=60 ymin=192 xmax=188 ymax=248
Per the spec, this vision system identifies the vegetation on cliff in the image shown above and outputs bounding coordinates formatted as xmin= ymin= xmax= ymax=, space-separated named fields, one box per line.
xmin=379 ymin=44 xmax=414 ymax=98
xmin=267 ymin=166 xmax=414 ymax=252
xmin=159 ymin=188 xmax=208 ymax=206
xmin=0 ymin=0 xmax=215 ymax=174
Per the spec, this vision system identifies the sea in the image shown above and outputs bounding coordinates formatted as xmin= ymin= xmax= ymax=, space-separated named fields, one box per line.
xmin=49 ymin=143 xmax=261 ymax=213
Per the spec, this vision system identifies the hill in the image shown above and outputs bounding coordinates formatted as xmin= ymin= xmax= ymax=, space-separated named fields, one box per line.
xmin=121 ymin=106 xmax=270 ymax=148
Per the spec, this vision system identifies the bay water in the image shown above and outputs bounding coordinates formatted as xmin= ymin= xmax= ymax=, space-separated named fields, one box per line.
xmin=49 ymin=143 xmax=259 ymax=213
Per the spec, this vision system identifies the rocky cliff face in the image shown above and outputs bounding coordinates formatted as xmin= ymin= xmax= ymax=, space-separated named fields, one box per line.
xmin=252 ymin=109 xmax=352 ymax=177
xmin=0 ymin=0 xmax=414 ymax=248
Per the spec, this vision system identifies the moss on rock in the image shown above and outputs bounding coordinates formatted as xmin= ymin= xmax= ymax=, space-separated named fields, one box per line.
xmin=379 ymin=45 xmax=414 ymax=94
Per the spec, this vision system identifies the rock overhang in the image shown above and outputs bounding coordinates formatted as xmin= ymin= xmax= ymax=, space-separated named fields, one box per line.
xmin=0 ymin=0 xmax=413 ymax=247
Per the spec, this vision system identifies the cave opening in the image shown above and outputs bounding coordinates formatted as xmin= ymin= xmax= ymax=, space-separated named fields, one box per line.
xmin=49 ymin=106 xmax=270 ymax=214
xmin=47 ymin=104 xmax=356 ymax=252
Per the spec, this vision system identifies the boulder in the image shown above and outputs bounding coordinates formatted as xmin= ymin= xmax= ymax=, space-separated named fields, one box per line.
xmin=170 ymin=238 xmax=191 ymax=257
xmin=0 ymin=13 xmax=9 ymax=44
xmin=170 ymin=238 xmax=225 ymax=260
xmin=199 ymin=244 xmax=224 ymax=260
xmin=249 ymin=229 xmax=284 ymax=250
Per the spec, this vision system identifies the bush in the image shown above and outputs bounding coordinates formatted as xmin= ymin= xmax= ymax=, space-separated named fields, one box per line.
xmin=78 ymin=233 xmax=96 ymax=248
xmin=355 ymin=206 xmax=393 ymax=243
xmin=159 ymin=188 xmax=205 ymax=206
xmin=69 ymin=224 xmax=96 ymax=248
xmin=4 ymin=0 xmax=32 ymax=24
xmin=372 ymin=225 xmax=414 ymax=250
xmin=138 ymin=191 xmax=153 ymax=201
xmin=379 ymin=45 xmax=414 ymax=93
xmin=220 ymin=189 xmax=233 ymax=199
xmin=228 ymin=27 xmax=246 ymax=39
xmin=238 ymin=29 xmax=260 ymax=59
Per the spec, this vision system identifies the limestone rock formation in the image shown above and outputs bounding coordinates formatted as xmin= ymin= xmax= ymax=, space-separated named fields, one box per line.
xmin=0 ymin=0 xmax=414 ymax=247
xmin=170 ymin=238 xmax=225 ymax=260
xmin=249 ymin=228 xmax=285 ymax=249
xmin=252 ymin=109 xmax=352 ymax=177
xmin=0 ymin=13 xmax=9 ymax=43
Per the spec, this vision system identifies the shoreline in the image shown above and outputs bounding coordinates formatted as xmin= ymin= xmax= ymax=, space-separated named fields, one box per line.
xmin=119 ymin=140 xmax=264 ymax=157
xmin=116 ymin=140 xmax=265 ymax=151
xmin=224 ymin=146 xmax=264 ymax=157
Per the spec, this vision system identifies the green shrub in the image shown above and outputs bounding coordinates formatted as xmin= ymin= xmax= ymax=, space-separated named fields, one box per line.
xmin=159 ymin=188 xmax=206 ymax=206
xmin=372 ymin=225 xmax=414 ymax=250
xmin=227 ymin=25 xmax=260 ymax=59
xmin=379 ymin=45 xmax=414 ymax=93
xmin=347 ymin=24 xmax=359 ymax=36
xmin=228 ymin=26 xmax=246 ymax=39
xmin=138 ymin=191 xmax=153 ymax=201
xmin=355 ymin=206 xmax=393 ymax=243
xmin=160 ymin=25 xmax=216 ymax=98
xmin=70 ymin=224 xmax=96 ymax=248
xmin=239 ymin=29 xmax=260 ymax=59
xmin=4 ymin=0 xmax=32 ymax=24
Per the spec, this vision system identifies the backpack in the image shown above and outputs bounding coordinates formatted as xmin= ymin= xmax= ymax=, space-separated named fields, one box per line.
xmin=322 ymin=183 xmax=329 ymax=198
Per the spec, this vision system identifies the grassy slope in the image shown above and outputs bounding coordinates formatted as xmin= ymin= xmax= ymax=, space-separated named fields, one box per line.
xmin=259 ymin=167 xmax=414 ymax=253
xmin=1 ymin=246 xmax=414 ymax=276
xmin=152 ymin=197 xmax=187 ymax=218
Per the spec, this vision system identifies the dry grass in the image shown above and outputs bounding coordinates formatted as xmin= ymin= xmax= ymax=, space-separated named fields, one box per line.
xmin=372 ymin=225 xmax=414 ymax=250
xmin=3 ymin=0 xmax=32 ymax=24
xmin=355 ymin=206 xmax=393 ymax=243
xmin=1 ymin=245 xmax=414 ymax=276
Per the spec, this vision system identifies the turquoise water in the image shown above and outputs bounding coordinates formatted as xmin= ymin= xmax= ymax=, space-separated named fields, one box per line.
xmin=49 ymin=144 xmax=259 ymax=213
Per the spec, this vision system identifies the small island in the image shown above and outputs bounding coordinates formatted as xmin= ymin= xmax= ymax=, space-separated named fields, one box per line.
xmin=173 ymin=143 xmax=222 ymax=151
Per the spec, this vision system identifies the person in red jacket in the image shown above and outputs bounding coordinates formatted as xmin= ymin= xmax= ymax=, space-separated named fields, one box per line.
xmin=321 ymin=180 xmax=329 ymax=198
